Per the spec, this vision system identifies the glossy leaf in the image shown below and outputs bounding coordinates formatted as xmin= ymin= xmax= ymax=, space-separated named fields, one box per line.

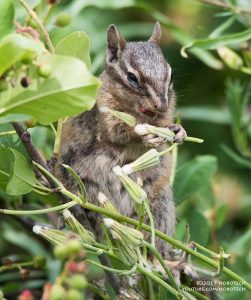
xmin=0 ymin=34 xmax=44 ymax=76
xmin=0 ymin=54 xmax=100 ymax=124
xmin=0 ymin=0 xmax=15 ymax=40
xmin=181 ymin=27 xmax=251 ymax=58
xmin=6 ymin=148 xmax=36 ymax=195
xmin=55 ymin=31 xmax=91 ymax=69
xmin=174 ymin=155 xmax=217 ymax=204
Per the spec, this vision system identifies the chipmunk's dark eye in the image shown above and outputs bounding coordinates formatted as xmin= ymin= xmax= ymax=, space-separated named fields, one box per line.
xmin=127 ymin=72 xmax=139 ymax=86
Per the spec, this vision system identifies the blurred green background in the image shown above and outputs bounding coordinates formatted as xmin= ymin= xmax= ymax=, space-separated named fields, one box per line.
xmin=1 ymin=0 xmax=251 ymax=299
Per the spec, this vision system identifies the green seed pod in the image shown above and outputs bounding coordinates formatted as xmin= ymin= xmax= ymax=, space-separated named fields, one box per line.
xmin=27 ymin=18 xmax=39 ymax=30
xmin=67 ymin=239 xmax=82 ymax=254
xmin=66 ymin=289 xmax=83 ymax=300
xmin=33 ymin=255 xmax=46 ymax=268
xmin=55 ymin=13 xmax=72 ymax=27
xmin=49 ymin=284 xmax=66 ymax=300
xmin=37 ymin=64 xmax=52 ymax=78
xmin=67 ymin=275 xmax=88 ymax=290
xmin=54 ymin=244 xmax=69 ymax=260
xmin=0 ymin=81 xmax=8 ymax=92
xmin=217 ymin=46 xmax=243 ymax=70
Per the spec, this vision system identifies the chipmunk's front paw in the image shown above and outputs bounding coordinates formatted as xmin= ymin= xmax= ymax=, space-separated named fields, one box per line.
xmin=168 ymin=124 xmax=187 ymax=144
xmin=142 ymin=133 xmax=167 ymax=148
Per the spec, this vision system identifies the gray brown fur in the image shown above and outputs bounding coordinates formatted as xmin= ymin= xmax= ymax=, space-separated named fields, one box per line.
xmin=56 ymin=22 xmax=179 ymax=257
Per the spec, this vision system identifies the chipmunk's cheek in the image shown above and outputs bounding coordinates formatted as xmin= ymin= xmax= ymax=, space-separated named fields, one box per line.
xmin=138 ymin=105 xmax=156 ymax=118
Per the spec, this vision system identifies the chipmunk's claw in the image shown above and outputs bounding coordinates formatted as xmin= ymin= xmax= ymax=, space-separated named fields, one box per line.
xmin=142 ymin=133 xmax=167 ymax=147
xmin=168 ymin=124 xmax=187 ymax=144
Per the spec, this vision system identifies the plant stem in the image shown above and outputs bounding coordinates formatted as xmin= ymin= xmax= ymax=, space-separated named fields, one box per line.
xmin=18 ymin=0 xmax=55 ymax=53
xmin=184 ymin=136 xmax=204 ymax=143
xmin=0 ymin=201 xmax=76 ymax=215
xmin=53 ymin=118 xmax=64 ymax=157
xmin=144 ymin=201 xmax=155 ymax=248
xmin=137 ymin=264 xmax=182 ymax=299
xmin=87 ymin=259 xmax=137 ymax=275
xmin=80 ymin=202 xmax=251 ymax=291
xmin=87 ymin=283 xmax=109 ymax=300
xmin=0 ymin=261 xmax=34 ymax=272
xmin=0 ymin=130 xmax=16 ymax=137
xmin=144 ymin=241 xmax=179 ymax=291
xmin=170 ymin=144 xmax=178 ymax=186
xmin=197 ymin=0 xmax=251 ymax=14
xmin=194 ymin=242 xmax=230 ymax=259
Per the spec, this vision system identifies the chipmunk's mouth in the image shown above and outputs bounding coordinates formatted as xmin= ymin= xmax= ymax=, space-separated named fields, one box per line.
xmin=138 ymin=106 xmax=156 ymax=118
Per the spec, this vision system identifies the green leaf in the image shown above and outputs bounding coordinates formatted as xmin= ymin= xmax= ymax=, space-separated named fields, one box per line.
xmin=0 ymin=54 xmax=100 ymax=124
xmin=188 ymin=210 xmax=210 ymax=246
xmin=0 ymin=145 xmax=35 ymax=195
xmin=181 ymin=27 xmax=251 ymax=58
xmin=174 ymin=155 xmax=217 ymax=205
xmin=0 ymin=113 xmax=31 ymax=124
xmin=55 ymin=31 xmax=91 ymax=69
xmin=0 ymin=0 xmax=15 ymax=40
xmin=221 ymin=144 xmax=251 ymax=169
xmin=0 ymin=34 xmax=44 ymax=76
xmin=6 ymin=148 xmax=36 ymax=195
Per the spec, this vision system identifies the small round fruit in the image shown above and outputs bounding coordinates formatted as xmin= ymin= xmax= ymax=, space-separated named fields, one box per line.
xmin=0 ymin=81 xmax=8 ymax=92
xmin=37 ymin=64 xmax=52 ymax=78
xmin=49 ymin=284 xmax=66 ymax=300
xmin=54 ymin=244 xmax=69 ymax=260
xmin=27 ymin=19 xmax=39 ymax=30
xmin=33 ymin=255 xmax=46 ymax=268
xmin=66 ymin=289 xmax=82 ymax=300
xmin=55 ymin=13 xmax=71 ymax=27
xmin=21 ymin=77 xmax=30 ymax=88
xmin=68 ymin=275 xmax=88 ymax=290
xmin=67 ymin=239 xmax=82 ymax=254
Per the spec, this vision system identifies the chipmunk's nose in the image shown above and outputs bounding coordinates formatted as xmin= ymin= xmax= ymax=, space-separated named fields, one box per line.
xmin=154 ymin=98 xmax=168 ymax=112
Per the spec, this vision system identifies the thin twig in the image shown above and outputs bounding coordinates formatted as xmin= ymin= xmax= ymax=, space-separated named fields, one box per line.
xmin=18 ymin=0 xmax=55 ymax=53
xmin=197 ymin=0 xmax=251 ymax=14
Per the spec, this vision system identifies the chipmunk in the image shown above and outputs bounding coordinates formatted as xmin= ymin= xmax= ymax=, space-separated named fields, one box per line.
xmin=56 ymin=22 xmax=187 ymax=274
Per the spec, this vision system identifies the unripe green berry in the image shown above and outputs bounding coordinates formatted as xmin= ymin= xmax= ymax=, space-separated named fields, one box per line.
xmin=67 ymin=239 xmax=82 ymax=254
xmin=54 ymin=244 xmax=69 ymax=260
xmin=66 ymin=289 xmax=82 ymax=300
xmin=49 ymin=284 xmax=66 ymax=300
xmin=37 ymin=64 xmax=52 ymax=78
xmin=55 ymin=13 xmax=71 ymax=27
xmin=33 ymin=255 xmax=46 ymax=268
xmin=0 ymin=81 xmax=8 ymax=92
xmin=67 ymin=275 xmax=88 ymax=290
xmin=27 ymin=19 xmax=39 ymax=30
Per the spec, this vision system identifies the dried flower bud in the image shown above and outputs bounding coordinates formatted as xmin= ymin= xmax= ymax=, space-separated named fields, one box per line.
xmin=217 ymin=46 xmax=243 ymax=70
xmin=33 ymin=225 xmax=70 ymax=245
xmin=122 ymin=149 xmax=160 ymax=174
xmin=99 ymin=106 xmax=136 ymax=127
xmin=98 ymin=192 xmax=120 ymax=214
xmin=104 ymin=218 xmax=144 ymax=248
xmin=20 ymin=269 xmax=31 ymax=280
xmin=63 ymin=210 xmax=96 ymax=244
xmin=113 ymin=166 xmax=147 ymax=204
xmin=135 ymin=123 xmax=174 ymax=142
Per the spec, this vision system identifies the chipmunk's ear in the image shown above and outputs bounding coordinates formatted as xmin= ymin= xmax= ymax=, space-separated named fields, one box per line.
xmin=148 ymin=21 xmax=161 ymax=45
xmin=106 ymin=24 xmax=126 ymax=63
